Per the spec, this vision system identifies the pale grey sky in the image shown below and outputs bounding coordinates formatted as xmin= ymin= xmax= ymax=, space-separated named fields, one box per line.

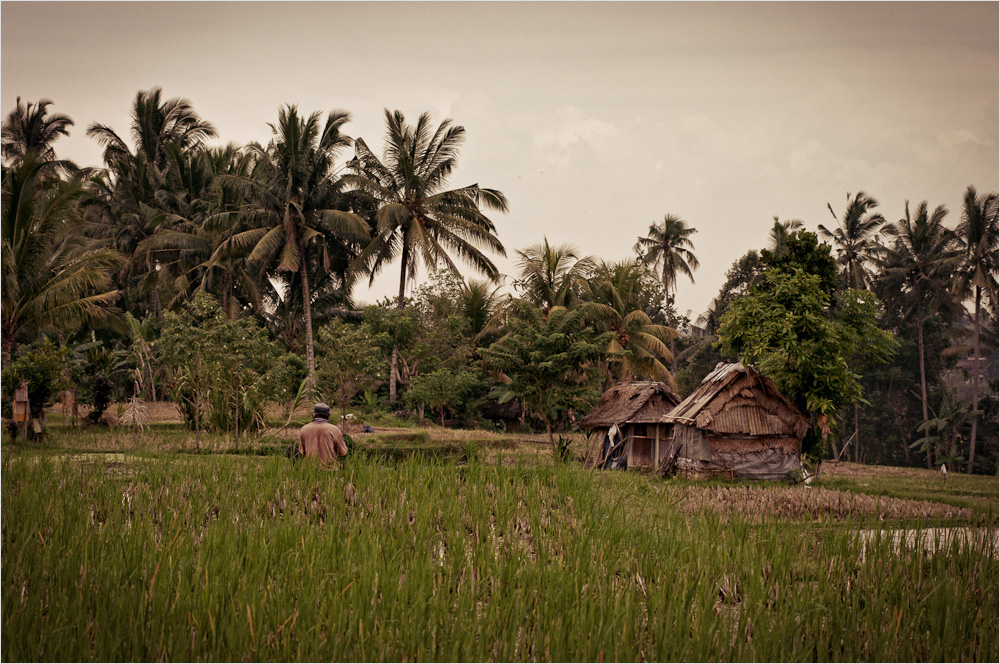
xmin=3 ymin=1 xmax=997 ymax=317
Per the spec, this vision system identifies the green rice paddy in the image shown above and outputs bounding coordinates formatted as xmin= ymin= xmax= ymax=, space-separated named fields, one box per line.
xmin=2 ymin=434 xmax=997 ymax=661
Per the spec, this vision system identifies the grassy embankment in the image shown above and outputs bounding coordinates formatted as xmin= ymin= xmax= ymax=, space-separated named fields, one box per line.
xmin=2 ymin=414 xmax=997 ymax=661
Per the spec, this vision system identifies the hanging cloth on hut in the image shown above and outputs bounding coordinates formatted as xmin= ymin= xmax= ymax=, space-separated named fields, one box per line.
xmin=601 ymin=423 xmax=627 ymax=470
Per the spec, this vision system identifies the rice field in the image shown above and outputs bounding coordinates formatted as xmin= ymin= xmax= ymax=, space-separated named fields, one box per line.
xmin=2 ymin=426 xmax=997 ymax=662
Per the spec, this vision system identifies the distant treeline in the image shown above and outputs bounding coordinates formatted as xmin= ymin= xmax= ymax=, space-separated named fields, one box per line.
xmin=2 ymin=90 xmax=996 ymax=472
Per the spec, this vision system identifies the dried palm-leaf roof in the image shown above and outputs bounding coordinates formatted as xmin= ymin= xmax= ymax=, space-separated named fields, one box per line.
xmin=663 ymin=363 xmax=809 ymax=438
xmin=580 ymin=381 xmax=680 ymax=428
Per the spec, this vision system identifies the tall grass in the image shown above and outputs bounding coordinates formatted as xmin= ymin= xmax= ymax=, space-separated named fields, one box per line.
xmin=2 ymin=452 xmax=996 ymax=661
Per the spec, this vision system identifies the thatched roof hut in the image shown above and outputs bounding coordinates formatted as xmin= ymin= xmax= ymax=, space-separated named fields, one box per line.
xmin=660 ymin=363 xmax=809 ymax=480
xmin=581 ymin=382 xmax=680 ymax=471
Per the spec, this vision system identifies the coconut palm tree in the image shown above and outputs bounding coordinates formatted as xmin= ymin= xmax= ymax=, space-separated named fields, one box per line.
xmin=81 ymin=88 xmax=218 ymax=318
xmin=954 ymin=185 xmax=999 ymax=472
xmin=222 ymin=105 xmax=368 ymax=385
xmin=458 ymin=278 xmax=505 ymax=349
xmin=819 ymin=192 xmax=886 ymax=459
xmin=2 ymin=97 xmax=75 ymax=174
xmin=74 ymin=155 xmax=174 ymax=318
xmin=767 ymin=216 xmax=805 ymax=256
xmin=819 ymin=192 xmax=886 ymax=290
xmin=347 ymin=109 xmax=508 ymax=401
xmin=880 ymin=201 xmax=963 ymax=466
xmin=585 ymin=260 xmax=676 ymax=385
xmin=87 ymin=87 xmax=216 ymax=176
xmin=135 ymin=143 xmax=264 ymax=320
xmin=2 ymin=154 xmax=121 ymax=363
xmin=514 ymin=237 xmax=593 ymax=316
xmin=634 ymin=214 xmax=698 ymax=372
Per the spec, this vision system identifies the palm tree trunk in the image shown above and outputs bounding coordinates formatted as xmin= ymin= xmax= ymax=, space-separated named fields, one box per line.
xmin=666 ymin=289 xmax=677 ymax=374
xmin=223 ymin=271 xmax=236 ymax=321
xmin=300 ymin=258 xmax=316 ymax=389
xmin=968 ymin=287 xmax=982 ymax=474
xmin=916 ymin=298 xmax=931 ymax=468
xmin=389 ymin=248 xmax=408 ymax=404
xmin=2 ymin=334 xmax=13 ymax=370
xmin=853 ymin=405 xmax=860 ymax=463
xmin=150 ymin=287 xmax=162 ymax=321
xmin=194 ymin=355 xmax=201 ymax=451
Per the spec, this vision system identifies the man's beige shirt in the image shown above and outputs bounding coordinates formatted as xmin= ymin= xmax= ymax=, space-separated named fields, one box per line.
xmin=299 ymin=419 xmax=347 ymax=464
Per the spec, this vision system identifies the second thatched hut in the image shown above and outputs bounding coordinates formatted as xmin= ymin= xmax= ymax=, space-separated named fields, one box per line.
xmin=580 ymin=381 xmax=681 ymax=471
xmin=659 ymin=362 xmax=809 ymax=480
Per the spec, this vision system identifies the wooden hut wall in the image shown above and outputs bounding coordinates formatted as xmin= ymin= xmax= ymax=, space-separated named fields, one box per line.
xmin=671 ymin=424 xmax=801 ymax=480
xmin=625 ymin=422 xmax=671 ymax=470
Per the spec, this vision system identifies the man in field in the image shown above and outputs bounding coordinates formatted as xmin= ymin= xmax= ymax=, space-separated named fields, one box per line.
xmin=298 ymin=403 xmax=348 ymax=464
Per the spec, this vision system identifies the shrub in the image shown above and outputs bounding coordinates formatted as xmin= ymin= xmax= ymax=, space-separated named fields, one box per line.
xmin=1 ymin=338 xmax=69 ymax=437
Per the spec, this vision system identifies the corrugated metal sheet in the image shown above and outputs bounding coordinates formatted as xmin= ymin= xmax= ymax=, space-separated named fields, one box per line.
xmin=709 ymin=407 xmax=795 ymax=436
xmin=662 ymin=362 xmax=808 ymax=439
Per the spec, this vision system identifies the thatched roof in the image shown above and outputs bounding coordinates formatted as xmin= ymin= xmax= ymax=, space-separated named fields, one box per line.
xmin=662 ymin=363 xmax=809 ymax=438
xmin=580 ymin=381 xmax=681 ymax=428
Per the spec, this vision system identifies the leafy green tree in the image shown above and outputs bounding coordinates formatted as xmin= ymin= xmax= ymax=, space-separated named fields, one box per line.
xmin=409 ymin=271 xmax=475 ymax=374
xmin=484 ymin=303 xmax=611 ymax=448
xmin=406 ymin=368 xmax=484 ymax=427
xmin=156 ymin=292 xmax=290 ymax=446
xmin=514 ymin=237 xmax=594 ymax=315
xmin=69 ymin=336 xmax=130 ymax=424
xmin=362 ymin=301 xmax=422 ymax=401
xmin=315 ymin=319 xmax=388 ymax=424
xmin=718 ymin=268 xmax=896 ymax=462
xmin=761 ymin=230 xmax=839 ymax=298
xmin=224 ymin=105 xmax=368 ymax=386
xmin=954 ymin=185 xmax=998 ymax=472
xmin=634 ymin=214 xmax=698 ymax=372
xmin=2 ymin=337 xmax=70 ymax=437
xmin=348 ymin=109 xmax=508 ymax=401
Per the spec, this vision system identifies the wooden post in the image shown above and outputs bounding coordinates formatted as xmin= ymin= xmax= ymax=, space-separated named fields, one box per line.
xmin=654 ymin=424 xmax=661 ymax=468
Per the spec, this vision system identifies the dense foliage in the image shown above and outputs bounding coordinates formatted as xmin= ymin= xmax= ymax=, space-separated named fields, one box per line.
xmin=156 ymin=292 xmax=291 ymax=440
xmin=484 ymin=303 xmax=611 ymax=446
xmin=1 ymin=91 xmax=996 ymax=472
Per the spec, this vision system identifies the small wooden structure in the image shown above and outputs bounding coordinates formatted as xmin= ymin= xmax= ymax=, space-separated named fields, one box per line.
xmin=580 ymin=381 xmax=681 ymax=471
xmin=13 ymin=382 xmax=29 ymax=423
xmin=660 ymin=363 xmax=809 ymax=480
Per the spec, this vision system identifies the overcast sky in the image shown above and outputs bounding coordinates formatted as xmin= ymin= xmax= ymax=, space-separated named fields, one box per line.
xmin=3 ymin=1 xmax=997 ymax=317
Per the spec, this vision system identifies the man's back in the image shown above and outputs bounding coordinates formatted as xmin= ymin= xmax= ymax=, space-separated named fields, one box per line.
xmin=299 ymin=420 xmax=347 ymax=464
